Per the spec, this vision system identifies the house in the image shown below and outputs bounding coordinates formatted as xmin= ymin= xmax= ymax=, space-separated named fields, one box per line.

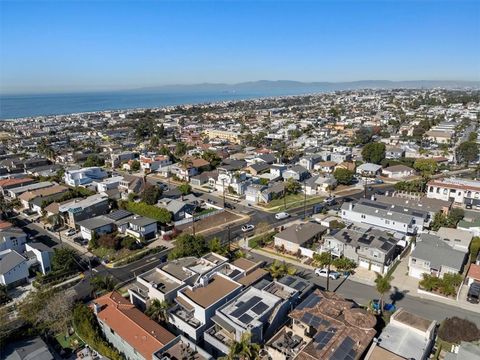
xmin=466 ymin=262 xmax=480 ymax=286
xmin=153 ymin=335 xmax=213 ymax=360
xmin=139 ymin=154 xmax=171 ymax=172
xmin=382 ymin=165 xmax=415 ymax=179
xmin=59 ymin=194 xmax=110 ymax=228
xmin=3 ymin=336 xmax=54 ymax=360
xmin=458 ymin=218 xmax=480 ymax=237
xmin=110 ymin=151 xmax=137 ymax=168
xmin=0 ymin=177 xmax=35 ymax=196
xmin=427 ymin=178 xmax=480 ymax=208
xmin=270 ymin=164 xmax=287 ymax=181
xmin=157 ymin=198 xmax=195 ymax=222
xmin=444 ymin=342 xmax=480 ymax=360
xmin=77 ymin=215 xmax=115 ymax=241
xmin=372 ymin=194 xmax=452 ymax=218
xmin=322 ymin=224 xmax=398 ymax=274
xmin=408 ymin=233 xmax=467 ymax=279
xmin=385 ymin=146 xmax=405 ymax=159
xmin=436 ymin=227 xmax=472 ymax=253
xmin=204 ymin=281 xmax=299 ymax=357
xmin=266 ymin=289 xmax=377 ymax=360
xmin=341 ymin=198 xmax=429 ymax=235
xmin=244 ymin=162 xmax=271 ymax=176
xmin=93 ymin=291 xmax=176 ymax=360
xmin=5 ymin=181 xmax=54 ymax=199
xmin=0 ymin=227 xmax=27 ymax=253
xmin=304 ymin=175 xmax=337 ymax=196
xmin=119 ymin=174 xmax=145 ymax=198
xmin=25 ymin=242 xmax=54 ymax=274
xmin=18 ymin=185 xmax=69 ymax=214
xmin=64 ymin=167 xmax=107 ymax=187
xmin=366 ymin=308 xmax=436 ymax=360
xmin=114 ymin=215 xmax=158 ymax=241
xmin=335 ymin=161 xmax=356 ymax=172
xmin=425 ymin=130 xmax=452 ymax=144
xmin=260 ymin=182 xmax=285 ymax=203
xmin=95 ymin=175 xmax=124 ymax=193
xmin=299 ymin=155 xmax=322 ymax=171
xmin=0 ymin=249 xmax=28 ymax=288
xmin=283 ymin=165 xmax=310 ymax=182
xmin=190 ymin=170 xmax=218 ymax=187
xmin=274 ymin=222 xmax=327 ymax=256
xmin=356 ymin=163 xmax=382 ymax=177
xmin=313 ymin=161 xmax=337 ymax=174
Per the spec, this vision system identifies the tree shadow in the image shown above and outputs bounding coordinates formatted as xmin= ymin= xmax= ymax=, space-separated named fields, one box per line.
xmin=390 ymin=286 xmax=409 ymax=305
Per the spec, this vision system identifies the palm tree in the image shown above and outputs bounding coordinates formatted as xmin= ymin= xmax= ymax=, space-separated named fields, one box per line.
xmin=268 ymin=260 xmax=296 ymax=280
xmin=221 ymin=332 xmax=261 ymax=360
xmin=146 ymin=299 xmax=170 ymax=324
xmin=91 ymin=275 xmax=116 ymax=294
xmin=374 ymin=273 xmax=393 ymax=313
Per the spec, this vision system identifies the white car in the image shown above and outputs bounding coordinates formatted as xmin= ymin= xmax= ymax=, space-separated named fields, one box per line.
xmin=65 ymin=229 xmax=77 ymax=237
xmin=241 ymin=224 xmax=255 ymax=232
xmin=275 ymin=212 xmax=290 ymax=220
xmin=314 ymin=268 xmax=340 ymax=279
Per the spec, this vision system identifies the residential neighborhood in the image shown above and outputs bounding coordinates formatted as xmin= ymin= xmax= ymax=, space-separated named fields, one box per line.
xmin=1 ymin=88 xmax=479 ymax=359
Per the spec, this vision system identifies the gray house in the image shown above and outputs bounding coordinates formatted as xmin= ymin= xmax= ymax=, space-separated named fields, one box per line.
xmin=322 ymin=224 xmax=398 ymax=274
xmin=282 ymin=165 xmax=310 ymax=182
xmin=408 ymin=233 xmax=467 ymax=279
xmin=341 ymin=198 xmax=429 ymax=235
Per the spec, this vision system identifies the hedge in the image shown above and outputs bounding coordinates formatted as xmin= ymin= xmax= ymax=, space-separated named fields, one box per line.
xmin=118 ymin=200 xmax=172 ymax=223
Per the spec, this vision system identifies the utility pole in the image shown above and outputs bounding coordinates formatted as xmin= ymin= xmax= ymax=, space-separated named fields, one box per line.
xmin=303 ymin=181 xmax=307 ymax=219
xmin=191 ymin=208 xmax=196 ymax=236
xmin=326 ymin=248 xmax=332 ymax=292
xmin=226 ymin=224 xmax=231 ymax=252
xmin=222 ymin=178 xmax=226 ymax=208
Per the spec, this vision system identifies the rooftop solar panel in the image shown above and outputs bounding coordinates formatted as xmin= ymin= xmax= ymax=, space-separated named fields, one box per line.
xmin=296 ymin=292 xmax=321 ymax=310
xmin=238 ymin=313 xmax=253 ymax=325
xmin=280 ymin=276 xmax=295 ymax=286
xmin=330 ymin=336 xmax=356 ymax=360
xmin=293 ymin=281 xmax=307 ymax=291
xmin=231 ymin=296 xmax=261 ymax=318
xmin=252 ymin=302 xmax=269 ymax=315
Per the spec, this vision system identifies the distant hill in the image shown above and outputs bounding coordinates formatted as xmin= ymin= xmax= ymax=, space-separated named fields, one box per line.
xmin=133 ymin=80 xmax=480 ymax=94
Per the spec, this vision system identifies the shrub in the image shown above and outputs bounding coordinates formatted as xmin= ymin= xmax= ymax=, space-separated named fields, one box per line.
xmin=121 ymin=236 xmax=138 ymax=250
xmin=118 ymin=200 xmax=171 ymax=223
xmin=98 ymin=233 xmax=121 ymax=250
xmin=438 ymin=317 xmax=480 ymax=344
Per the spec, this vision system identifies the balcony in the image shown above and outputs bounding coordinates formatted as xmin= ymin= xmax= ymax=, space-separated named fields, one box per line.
xmin=172 ymin=307 xmax=202 ymax=329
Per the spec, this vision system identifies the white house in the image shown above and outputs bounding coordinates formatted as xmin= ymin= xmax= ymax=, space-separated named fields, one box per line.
xmin=382 ymin=165 xmax=415 ymax=179
xmin=427 ymin=178 xmax=480 ymax=208
xmin=0 ymin=249 xmax=28 ymax=288
xmin=64 ymin=167 xmax=108 ymax=187
xmin=25 ymin=242 xmax=53 ymax=274
xmin=0 ymin=227 xmax=27 ymax=254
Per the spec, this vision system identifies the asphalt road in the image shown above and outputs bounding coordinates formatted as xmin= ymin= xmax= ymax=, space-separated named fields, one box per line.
xmin=249 ymin=252 xmax=480 ymax=324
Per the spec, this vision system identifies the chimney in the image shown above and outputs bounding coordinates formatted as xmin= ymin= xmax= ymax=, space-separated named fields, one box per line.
xmin=349 ymin=203 xmax=353 ymax=211
xmin=93 ymin=303 xmax=102 ymax=315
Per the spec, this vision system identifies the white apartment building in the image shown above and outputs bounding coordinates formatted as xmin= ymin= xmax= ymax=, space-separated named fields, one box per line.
xmin=427 ymin=178 xmax=480 ymax=208
xmin=64 ymin=167 xmax=108 ymax=187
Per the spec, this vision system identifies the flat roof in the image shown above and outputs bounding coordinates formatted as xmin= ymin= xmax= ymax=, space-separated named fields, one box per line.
xmin=237 ymin=268 xmax=268 ymax=287
xmin=183 ymin=275 xmax=241 ymax=308
xmin=378 ymin=321 xmax=431 ymax=360
xmin=140 ymin=268 xmax=182 ymax=294
xmin=232 ymin=257 xmax=258 ymax=271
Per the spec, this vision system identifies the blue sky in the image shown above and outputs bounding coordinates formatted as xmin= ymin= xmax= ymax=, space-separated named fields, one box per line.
xmin=1 ymin=0 xmax=479 ymax=94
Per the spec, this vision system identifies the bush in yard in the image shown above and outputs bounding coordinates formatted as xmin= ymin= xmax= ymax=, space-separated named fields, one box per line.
xmin=470 ymin=237 xmax=480 ymax=263
xmin=438 ymin=317 xmax=480 ymax=344
xmin=98 ymin=233 xmax=121 ymax=250
xmin=121 ymin=236 xmax=138 ymax=250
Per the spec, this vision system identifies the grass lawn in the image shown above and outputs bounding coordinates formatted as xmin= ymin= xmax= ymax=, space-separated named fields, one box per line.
xmin=262 ymin=193 xmax=324 ymax=211
xmin=55 ymin=333 xmax=84 ymax=350
xmin=90 ymin=246 xmax=142 ymax=262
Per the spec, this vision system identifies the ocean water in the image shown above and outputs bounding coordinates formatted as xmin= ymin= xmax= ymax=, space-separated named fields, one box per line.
xmin=0 ymin=88 xmax=313 ymax=120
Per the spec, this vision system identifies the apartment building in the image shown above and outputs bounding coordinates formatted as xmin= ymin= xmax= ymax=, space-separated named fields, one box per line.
xmin=64 ymin=166 xmax=107 ymax=187
xmin=204 ymin=129 xmax=241 ymax=144
xmin=427 ymin=178 xmax=480 ymax=208
xmin=58 ymin=193 xmax=110 ymax=228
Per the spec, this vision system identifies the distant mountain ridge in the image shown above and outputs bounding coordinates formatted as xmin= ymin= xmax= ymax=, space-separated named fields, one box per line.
xmin=133 ymin=80 xmax=480 ymax=93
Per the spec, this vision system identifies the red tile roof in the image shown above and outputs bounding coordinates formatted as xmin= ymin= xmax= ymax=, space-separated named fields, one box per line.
xmin=468 ymin=264 xmax=480 ymax=281
xmin=94 ymin=292 xmax=175 ymax=359
xmin=0 ymin=177 xmax=33 ymax=188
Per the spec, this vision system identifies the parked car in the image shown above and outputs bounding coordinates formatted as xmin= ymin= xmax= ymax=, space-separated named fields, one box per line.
xmin=374 ymin=179 xmax=384 ymax=184
xmin=314 ymin=268 xmax=340 ymax=279
xmin=65 ymin=229 xmax=77 ymax=237
xmin=73 ymin=237 xmax=88 ymax=245
xmin=275 ymin=212 xmax=290 ymax=220
xmin=241 ymin=224 xmax=255 ymax=232
xmin=467 ymin=282 xmax=480 ymax=304
xmin=323 ymin=197 xmax=336 ymax=206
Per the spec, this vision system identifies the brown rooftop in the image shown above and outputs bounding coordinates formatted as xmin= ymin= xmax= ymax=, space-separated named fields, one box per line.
xmin=237 ymin=268 xmax=269 ymax=287
xmin=367 ymin=346 xmax=407 ymax=360
xmin=392 ymin=308 xmax=433 ymax=332
xmin=232 ymin=257 xmax=258 ymax=272
xmin=182 ymin=274 xmax=241 ymax=308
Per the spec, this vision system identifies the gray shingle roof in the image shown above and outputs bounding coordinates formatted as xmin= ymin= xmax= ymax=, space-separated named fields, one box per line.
xmin=77 ymin=215 xmax=113 ymax=230
xmin=275 ymin=223 xmax=327 ymax=245
xmin=0 ymin=250 xmax=26 ymax=274
xmin=411 ymin=233 xmax=466 ymax=270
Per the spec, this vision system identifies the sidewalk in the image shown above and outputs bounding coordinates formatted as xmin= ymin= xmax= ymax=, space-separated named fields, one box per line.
xmin=391 ymin=256 xmax=480 ymax=313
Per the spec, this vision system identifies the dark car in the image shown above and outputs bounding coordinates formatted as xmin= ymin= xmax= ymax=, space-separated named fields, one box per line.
xmin=467 ymin=282 xmax=480 ymax=304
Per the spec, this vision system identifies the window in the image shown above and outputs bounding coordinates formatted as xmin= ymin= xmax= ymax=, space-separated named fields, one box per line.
xmin=429 ymin=186 xmax=433 ymax=192
xmin=361 ymin=214 xmax=366 ymax=219
xmin=411 ymin=258 xmax=416 ymax=264
xmin=436 ymin=187 xmax=440 ymax=193
xmin=110 ymin=328 xmax=115 ymax=335
xmin=385 ymin=220 xmax=390 ymax=225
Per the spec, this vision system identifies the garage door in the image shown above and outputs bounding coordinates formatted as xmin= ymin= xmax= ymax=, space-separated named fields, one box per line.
xmin=371 ymin=263 xmax=383 ymax=273
xmin=409 ymin=267 xmax=425 ymax=279
xmin=359 ymin=259 xmax=370 ymax=269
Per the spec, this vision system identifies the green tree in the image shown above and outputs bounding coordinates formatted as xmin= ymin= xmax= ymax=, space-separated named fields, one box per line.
xmin=333 ymin=257 xmax=356 ymax=274
xmin=456 ymin=141 xmax=479 ymax=165
xmin=130 ymin=160 xmax=141 ymax=172
xmin=413 ymin=158 xmax=438 ymax=177
xmin=177 ymin=183 xmax=192 ymax=197
xmin=141 ymin=183 xmax=162 ymax=205
xmin=267 ymin=260 xmax=296 ymax=280
xmin=438 ymin=317 xmax=480 ymax=344
xmin=333 ymin=168 xmax=354 ymax=185
xmin=354 ymin=127 xmax=373 ymax=146
xmin=91 ymin=275 xmax=117 ymax=294
xmin=118 ymin=200 xmax=171 ymax=223
xmin=51 ymin=248 xmax=78 ymax=273
xmin=83 ymin=154 xmax=105 ymax=167
xmin=168 ymin=234 xmax=208 ymax=260
xmin=468 ymin=132 xmax=478 ymax=142
xmin=259 ymin=178 xmax=269 ymax=186
xmin=361 ymin=142 xmax=386 ymax=164
xmin=146 ymin=299 xmax=171 ymax=324
xmin=209 ymin=237 xmax=228 ymax=256
xmin=175 ymin=142 xmax=188 ymax=158
xmin=285 ymin=178 xmax=301 ymax=194
xmin=0 ymin=194 xmax=13 ymax=219
xmin=221 ymin=332 xmax=261 ymax=360
xmin=374 ymin=273 xmax=393 ymax=313
xmin=312 ymin=252 xmax=333 ymax=268
xmin=89 ymin=232 xmax=99 ymax=249
xmin=201 ymin=150 xmax=221 ymax=168
xmin=469 ymin=237 xmax=480 ymax=263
